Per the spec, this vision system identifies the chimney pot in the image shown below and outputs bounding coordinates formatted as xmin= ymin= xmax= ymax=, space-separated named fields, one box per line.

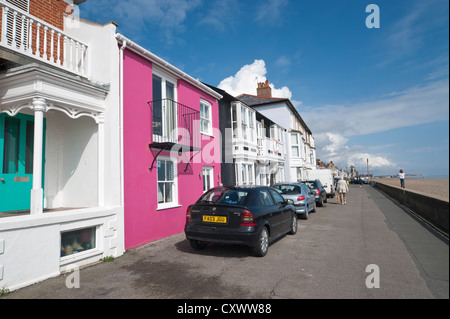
xmin=257 ymin=80 xmax=272 ymax=98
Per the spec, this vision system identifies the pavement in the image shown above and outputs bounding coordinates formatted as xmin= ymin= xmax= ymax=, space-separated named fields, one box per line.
xmin=3 ymin=185 xmax=449 ymax=300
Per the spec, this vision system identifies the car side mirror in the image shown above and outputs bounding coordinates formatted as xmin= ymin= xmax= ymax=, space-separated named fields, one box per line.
xmin=285 ymin=199 xmax=294 ymax=205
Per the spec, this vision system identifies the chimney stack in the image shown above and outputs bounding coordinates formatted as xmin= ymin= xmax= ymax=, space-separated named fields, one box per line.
xmin=257 ymin=80 xmax=272 ymax=98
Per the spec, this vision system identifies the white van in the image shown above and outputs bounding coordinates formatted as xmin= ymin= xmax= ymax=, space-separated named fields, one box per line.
xmin=306 ymin=169 xmax=335 ymax=198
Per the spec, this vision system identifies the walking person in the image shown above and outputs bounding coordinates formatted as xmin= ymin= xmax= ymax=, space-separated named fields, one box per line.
xmin=336 ymin=176 xmax=349 ymax=205
xmin=399 ymin=169 xmax=405 ymax=188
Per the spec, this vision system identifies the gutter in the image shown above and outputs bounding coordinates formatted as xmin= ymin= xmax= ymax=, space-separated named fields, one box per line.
xmin=115 ymin=33 xmax=223 ymax=101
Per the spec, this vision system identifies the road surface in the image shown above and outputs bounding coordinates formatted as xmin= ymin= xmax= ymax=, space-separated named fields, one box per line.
xmin=4 ymin=185 xmax=449 ymax=299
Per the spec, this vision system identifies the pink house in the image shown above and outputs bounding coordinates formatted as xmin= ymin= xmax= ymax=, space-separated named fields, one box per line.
xmin=116 ymin=34 xmax=223 ymax=250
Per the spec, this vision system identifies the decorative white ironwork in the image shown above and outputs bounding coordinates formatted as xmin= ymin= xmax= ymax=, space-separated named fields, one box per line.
xmin=0 ymin=0 xmax=88 ymax=77
xmin=0 ymin=100 xmax=103 ymax=123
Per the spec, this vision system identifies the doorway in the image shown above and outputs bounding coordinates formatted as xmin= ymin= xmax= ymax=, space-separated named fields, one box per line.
xmin=0 ymin=113 xmax=45 ymax=212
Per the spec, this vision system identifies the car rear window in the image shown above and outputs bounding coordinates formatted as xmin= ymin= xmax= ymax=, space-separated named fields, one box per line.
xmin=273 ymin=185 xmax=301 ymax=195
xmin=304 ymin=182 xmax=317 ymax=189
xmin=198 ymin=189 xmax=249 ymax=205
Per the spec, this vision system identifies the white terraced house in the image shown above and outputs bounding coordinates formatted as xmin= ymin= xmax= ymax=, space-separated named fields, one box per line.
xmin=0 ymin=0 xmax=124 ymax=291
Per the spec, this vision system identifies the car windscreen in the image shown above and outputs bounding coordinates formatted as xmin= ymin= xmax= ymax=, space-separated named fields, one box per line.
xmin=273 ymin=185 xmax=301 ymax=195
xmin=198 ymin=189 xmax=249 ymax=206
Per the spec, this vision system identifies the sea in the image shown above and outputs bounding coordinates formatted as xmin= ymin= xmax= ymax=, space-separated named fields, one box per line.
xmin=408 ymin=174 xmax=449 ymax=179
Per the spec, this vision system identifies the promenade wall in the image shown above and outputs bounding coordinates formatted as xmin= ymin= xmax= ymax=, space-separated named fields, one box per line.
xmin=374 ymin=182 xmax=449 ymax=234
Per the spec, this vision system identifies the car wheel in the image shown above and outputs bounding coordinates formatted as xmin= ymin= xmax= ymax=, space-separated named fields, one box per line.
xmin=189 ymin=240 xmax=207 ymax=250
xmin=289 ymin=213 xmax=298 ymax=234
xmin=318 ymin=198 xmax=323 ymax=207
xmin=303 ymin=207 xmax=309 ymax=220
xmin=311 ymin=202 xmax=317 ymax=212
xmin=253 ymin=227 xmax=269 ymax=257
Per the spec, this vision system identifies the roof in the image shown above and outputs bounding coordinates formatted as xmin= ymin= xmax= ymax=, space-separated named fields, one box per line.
xmin=203 ymin=83 xmax=286 ymax=130
xmin=236 ymin=94 xmax=288 ymax=106
xmin=237 ymin=94 xmax=312 ymax=135
xmin=115 ymin=34 xmax=222 ymax=101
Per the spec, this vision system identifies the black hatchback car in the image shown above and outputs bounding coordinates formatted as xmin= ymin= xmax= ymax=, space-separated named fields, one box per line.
xmin=303 ymin=179 xmax=327 ymax=207
xmin=185 ymin=186 xmax=297 ymax=257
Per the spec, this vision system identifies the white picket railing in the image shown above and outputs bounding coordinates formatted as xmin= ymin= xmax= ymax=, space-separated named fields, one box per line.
xmin=0 ymin=0 xmax=88 ymax=76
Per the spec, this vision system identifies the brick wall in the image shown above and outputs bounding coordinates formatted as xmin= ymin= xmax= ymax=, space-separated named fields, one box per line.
xmin=1 ymin=0 xmax=71 ymax=45
xmin=29 ymin=0 xmax=71 ymax=30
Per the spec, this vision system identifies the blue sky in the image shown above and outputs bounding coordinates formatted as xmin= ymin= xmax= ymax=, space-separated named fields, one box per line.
xmin=79 ymin=0 xmax=449 ymax=177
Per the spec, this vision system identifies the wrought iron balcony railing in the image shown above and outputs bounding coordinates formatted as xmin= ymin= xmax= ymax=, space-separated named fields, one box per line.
xmin=0 ymin=0 xmax=88 ymax=76
xmin=148 ymin=98 xmax=201 ymax=149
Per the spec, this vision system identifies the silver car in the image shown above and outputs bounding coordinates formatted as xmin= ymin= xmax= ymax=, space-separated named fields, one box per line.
xmin=273 ymin=183 xmax=316 ymax=219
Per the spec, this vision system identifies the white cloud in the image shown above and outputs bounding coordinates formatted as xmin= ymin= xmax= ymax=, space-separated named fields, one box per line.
xmin=81 ymin=0 xmax=201 ymax=43
xmin=315 ymin=132 xmax=396 ymax=172
xmin=275 ymin=56 xmax=291 ymax=67
xmin=217 ymin=59 xmax=292 ymax=99
xmin=301 ymin=79 xmax=449 ymax=137
xmin=254 ymin=0 xmax=289 ymax=24
xmin=306 ymin=79 xmax=448 ymax=172
xmin=197 ymin=0 xmax=240 ymax=32
xmin=218 ymin=61 xmax=448 ymax=174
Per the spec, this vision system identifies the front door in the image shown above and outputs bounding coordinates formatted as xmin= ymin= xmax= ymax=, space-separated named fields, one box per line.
xmin=0 ymin=113 xmax=44 ymax=212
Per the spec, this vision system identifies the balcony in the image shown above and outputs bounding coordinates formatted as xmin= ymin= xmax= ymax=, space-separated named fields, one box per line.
xmin=147 ymin=99 xmax=200 ymax=170
xmin=0 ymin=0 xmax=88 ymax=76
xmin=257 ymin=136 xmax=284 ymax=162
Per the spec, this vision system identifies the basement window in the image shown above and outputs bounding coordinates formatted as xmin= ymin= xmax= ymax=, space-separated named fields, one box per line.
xmin=61 ymin=227 xmax=96 ymax=257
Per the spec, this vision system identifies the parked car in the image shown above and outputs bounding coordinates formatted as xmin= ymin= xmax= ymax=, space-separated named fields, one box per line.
xmin=185 ymin=186 xmax=297 ymax=257
xmin=272 ymin=182 xmax=316 ymax=220
xmin=350 ymin=177 xmax=367 ymax=185
xmin=306 ymin=169 xmax=335 ymax=198
xmin=303 ymin=179 xmax=327 ymax=207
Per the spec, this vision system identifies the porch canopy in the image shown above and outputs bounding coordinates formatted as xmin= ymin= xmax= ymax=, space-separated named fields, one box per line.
xmin=0 ymin=63 xmax=108 ymax=214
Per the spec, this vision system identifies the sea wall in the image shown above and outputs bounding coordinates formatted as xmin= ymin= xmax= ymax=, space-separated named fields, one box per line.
xmin=374 ymin=182 xmax=449 ymax=234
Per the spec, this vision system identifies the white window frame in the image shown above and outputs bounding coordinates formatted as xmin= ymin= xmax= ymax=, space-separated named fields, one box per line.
xmin=200 ymin=99 xmax=212 ymax=135
xmin=291 ymin=133 xmax=300 ymax=157
xmin=152 ymin=68 xmax=178 ymax=143
xmin=240 ymin=163 xmax=255 ymax=186
xmin=202 ymin=166 xmax=214 ymax=193
xmin=157 ymin=156 xmax=179 ymax=210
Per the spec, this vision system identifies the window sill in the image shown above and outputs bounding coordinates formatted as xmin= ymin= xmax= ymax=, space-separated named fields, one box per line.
xmin=157 ymin=204 xmax=182 ymax=211
xmin=201 ymin=132 xmax=215 ymax=138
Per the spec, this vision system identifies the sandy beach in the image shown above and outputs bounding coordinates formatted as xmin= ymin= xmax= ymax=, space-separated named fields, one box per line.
xmin=374 ymin=178 xmax=449 ymax=202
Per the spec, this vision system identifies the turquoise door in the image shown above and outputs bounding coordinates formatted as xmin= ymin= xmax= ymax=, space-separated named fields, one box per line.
xmin=0 ymin=113 xmax=45 ymax=212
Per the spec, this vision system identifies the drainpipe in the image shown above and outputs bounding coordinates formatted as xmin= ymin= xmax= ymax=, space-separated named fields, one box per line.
xmin=118 ymin=39 xmax=127 ymax=207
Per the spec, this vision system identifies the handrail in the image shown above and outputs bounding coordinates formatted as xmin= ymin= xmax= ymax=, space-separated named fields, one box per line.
xmin=0 ymin=0 xmax=88 ymax=76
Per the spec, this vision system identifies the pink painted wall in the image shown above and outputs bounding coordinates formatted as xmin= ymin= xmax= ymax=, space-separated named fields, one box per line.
xmin=122 ymin=49 xmax=221 ymax=250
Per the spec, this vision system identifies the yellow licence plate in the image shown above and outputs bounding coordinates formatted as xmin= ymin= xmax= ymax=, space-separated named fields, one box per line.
xmin=202 ymin=215 xmax=227 ymax=224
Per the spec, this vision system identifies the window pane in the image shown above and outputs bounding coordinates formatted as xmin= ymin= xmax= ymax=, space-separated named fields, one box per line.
xmin=200 ymin=103 xmax=205 ymax=117
xmin=269 ymin=188 xmax=285 ymax=204
xmin=166 ymin=81 xmax=174 ymax=100
xmin=25 ymin=121 xmax=34 ymax=174
xmin=241 ymin=107 xmax=246 ymax=123
xmin=61 ymin=227 xmax=96 ymax=257
xmin=291 ymin=133 xmax=298 ymax=144
xmin=152 ymin=75 xmax=163 ymax=136
xmin=166 ymin=160 xmax=174 ymax=181
xmin=292 ymin=146 xmax=299 ymax=157
xmin=157 ymin=160 xmax=166 ymax=181
xmin=158 ymin=182 xmax=164 ymax=203
xmin=204 ymin=104 xmax=209 ymax=119
xmin=3 ymin=117 xmax=20 ymax=174
xmin=259 ymin=189 xmax=274 ymax=206
xmin=164 ymin=182 xmax=173 ymax=203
